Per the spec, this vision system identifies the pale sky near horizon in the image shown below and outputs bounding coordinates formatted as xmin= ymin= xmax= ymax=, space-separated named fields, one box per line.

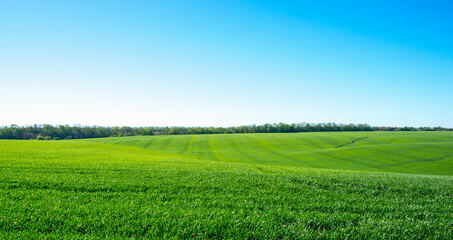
xmin=1 ymin=1 xmax=452 ymax=127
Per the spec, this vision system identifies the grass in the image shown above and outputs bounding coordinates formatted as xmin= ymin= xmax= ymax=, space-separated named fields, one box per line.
xmin=0 ymin=132 xmax=452 ymax=239
xmin=90 ymin=131 xmax=453 ymax=175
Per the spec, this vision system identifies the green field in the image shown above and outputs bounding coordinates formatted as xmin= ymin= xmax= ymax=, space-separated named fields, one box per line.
xmin=1 ymin=132 xmax=452 ymax=239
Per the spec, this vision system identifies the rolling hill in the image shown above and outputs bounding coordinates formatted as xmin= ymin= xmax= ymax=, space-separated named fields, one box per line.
xmin=89 ymin=131 xmax=453 ymax=175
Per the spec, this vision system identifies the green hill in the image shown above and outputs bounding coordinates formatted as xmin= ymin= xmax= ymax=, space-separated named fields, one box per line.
xmin=90 ymin=131 xmax=453 ymax=175
xmin=1 ymin=132 xmax=452 ymax=238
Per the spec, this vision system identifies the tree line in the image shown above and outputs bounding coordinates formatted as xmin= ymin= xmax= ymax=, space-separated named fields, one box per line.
xmin=0 ymin=123 xmax=451 ymax=140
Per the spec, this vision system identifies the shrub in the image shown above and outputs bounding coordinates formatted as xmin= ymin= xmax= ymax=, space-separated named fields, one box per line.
xmin=54 ymin=137 xmax=60 ymax=140
xmin=44 ymin=136 xmax=52 ymax=140
xmin=36 ymin=135 xmax=44 ymax=140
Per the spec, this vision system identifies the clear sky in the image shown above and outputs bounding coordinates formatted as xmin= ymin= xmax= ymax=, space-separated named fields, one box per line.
xmin=1 ymin=0 xmax=452 ymax=127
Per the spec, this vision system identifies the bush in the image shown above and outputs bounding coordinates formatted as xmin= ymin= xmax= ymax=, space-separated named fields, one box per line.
xmin=54 ymin=137 xmax=60 ymax=140
xmin=36 ymin=135 xmax=44 ymax=140
xmin=44 ymin=136 xmax=52 ymax=140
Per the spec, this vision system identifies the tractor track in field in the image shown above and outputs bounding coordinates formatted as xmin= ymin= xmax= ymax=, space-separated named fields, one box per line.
xmin=178 ymin=136 xmax=192 ymax=154
xmin=140 ymin=137 xmax=157 ymax=149
xmin=244 ymin=135 xmax=292 ymax=161
xmin=197 ymin=135 xmax=204 ymax=159
xmin=159 ymin=137 xmax=174 ymax=150
xmin=225 ymin=135 xmax=259 ymax=163
xmin=265 ymin=134 xmax=301 ymax=151
xmin=336 ymin=137 xmax=368 ymax=148
xmin=206 ymin=136 xmax=219 ymax=161
xmin=197 ymin=135 xmax=210 ymax=160
xmin=385 ymin=154 xmax=453 ymax=167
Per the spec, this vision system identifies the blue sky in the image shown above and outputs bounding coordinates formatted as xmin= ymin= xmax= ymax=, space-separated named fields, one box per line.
xmin=1 ymin=0 xmax=452 ymax=127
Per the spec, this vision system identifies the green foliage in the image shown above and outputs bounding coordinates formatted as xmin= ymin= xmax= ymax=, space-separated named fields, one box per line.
xmin=53 ymin=137 xmax=60 ymax=140
xmin=44 ymin=136 xmax=52 ymax=140
xmin=36 ymin=135 xmax=44 ymax=140
xmin=0 ymin=132 xmax=452 ymax=238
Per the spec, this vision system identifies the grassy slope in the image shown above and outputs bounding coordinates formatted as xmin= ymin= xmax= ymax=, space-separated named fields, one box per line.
xmin=90 ymin=131 xmax=453 ymax=175
xmin=0 ymin=132 xmax=452 ymax=239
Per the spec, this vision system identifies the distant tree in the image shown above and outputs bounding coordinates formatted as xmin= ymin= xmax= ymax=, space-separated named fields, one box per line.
xmin=168 ymin=127 xmax=177 ymax=135
xmin=0 ymin=123 xmax=450 ymax=140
